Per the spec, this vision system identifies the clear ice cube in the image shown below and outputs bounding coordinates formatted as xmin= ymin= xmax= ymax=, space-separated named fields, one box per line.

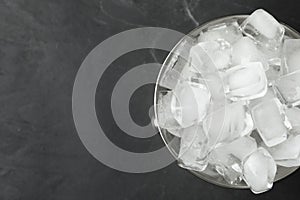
xmin=199 ymin=20 xmax=243 ymax=44
xmin=241 ymin=9 xmax=285 ymax=51
xmin=180 ymin=61 xmax=205 ymax=84
xmin=203 ymin=73 xmax=226 ymax=101
xmin=169 ymin=40 xmax=193 ymax=73
xmin=190 ymin=42 xmax=218 ymax=73
xmin=211 ymin=47 xmax=232 ymax=71
xmin=217 ymin=136 xmax=258 ymax=160
xmin=156 ymin=91 xmax=182 ymax=133
xmin=209 ymin=136 xmax=257 ymax=184
xmin=210 ymin=153 xmax=243 ymax=185
xmin=231 ymin=37 xmax=265 ymax=68
xmin=282 ymin=39 xmax=300 ymax=74
xmin=251 ymin=98 xmax=289 ymax=147
xmin=173 ymin=82 xmax=211 ymax=128
xmin=274 ymin=70 xmax=300 ymax=106
xmin=203 ymin=102 xmax=253 ymax=147
xmin=265 ymin=135 xmax=300 ymax=167
xmin=243 ymin=147 xmax=277 ymax=194
xmin=183 ymin=71 xmax=226 ymax=102
xmin=249 ymin=87 xmax=277 ymax=109
xmin=285 ymin=107 xmax=300 ymax=134
xmin=223 ymin=62 xmax=268 ymax=101
xmin=159 ymin=69 xmax=184 ymax=90
xmin=192 ymin=41 xmax=232 ymax=71
xmin=265 ymin=58 xmax=283 ymax=82
xmin=178 ymin=125 xmax=209 ymax=172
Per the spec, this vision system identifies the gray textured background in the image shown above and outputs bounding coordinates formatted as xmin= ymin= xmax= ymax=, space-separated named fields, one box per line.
xmin=0 ymin=0 xmax=300 ymax=199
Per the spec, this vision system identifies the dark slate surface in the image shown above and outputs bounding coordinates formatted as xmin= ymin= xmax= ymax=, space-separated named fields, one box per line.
xmin=1 ymin=0 xmax=300 ymax=199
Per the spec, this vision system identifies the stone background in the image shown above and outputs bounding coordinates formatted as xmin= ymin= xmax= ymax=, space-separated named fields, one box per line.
xmin=0 ymin=0 xmax=300 ymax=199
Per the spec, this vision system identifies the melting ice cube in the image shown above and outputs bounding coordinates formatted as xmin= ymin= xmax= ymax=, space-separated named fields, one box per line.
xmin=251 ymin=98 xmax=289 ymax=147
xmin=223 ymin=62 xmax=268 ymax=101
xmin=178 ymin=125 xmax=209 ymax=172
xmin=173 ymin=82 xmax=211 ymax=128
xmin=285 ymin=107 xmax=300 ymax=134
xmin=209 ymin=136 xmax=257 ymax=184
xmin=282 ymin=39 xmax=300 ymax=74
xmin=243 ymin=147 xmax=277 ymax=194
xmin=265 ymin=135 xmax=300 ymax=167
xmin=199 ymin=19 xmax=243 ymax=44
xmin=241 ymin=9 xmax=284 ymax=51
xmin=274 ymin=70 xmax=300 ymax=107
xmin=203 ymin=101 xmax=253 ymax=147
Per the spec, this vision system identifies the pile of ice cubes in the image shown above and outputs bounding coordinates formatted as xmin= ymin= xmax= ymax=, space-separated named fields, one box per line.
xmin=156 ymin=9 xmax=300 ymax=194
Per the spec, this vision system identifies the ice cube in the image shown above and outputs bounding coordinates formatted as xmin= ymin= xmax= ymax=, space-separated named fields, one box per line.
xmin=199 ymin=20 xmax=243 ymax=44
xmin=249 ymin=87 xmax=277 ymax=108
xmin=265 ymin=58 xmax=283 ymax=82
xmin=212 ymin=48 xmax=232 ymax=71
xmin=156 ymin=91 xmax=182 ymax=133
xmin=223 ymin=62 xmax=268 ymax=101
xmin=251 ymin=98 xmax=289 ymax=147
xmin=191 ymin=41 xmax=232 ymax=71
xmin=180 ymin=61 xmax=203 ymax=83
xmin=274 ymin=70 xmax=300 ymax=107
xmin=210 ymin=153 xmax=243 ymax=185
xmin=241 ymin=9 xmax=284 ymax=51
xmin=203 ymin=102 xmax=253 ymax=147
xmin=285 ymin=107 xmax=300 ymax=134
xmin=190 ymin=43 xmax=216 ymax=74
xmin=173 ymin=82 xmax=211 ymax=128
xmin=282 ymin=39 xmax=300 ymax=74
xmin=183 ymin=71 xmax=226 ymax=102
xmin=209 ymin=136 xmax=257 ymax=184
xmin=170 ymin=39 xmax=194 ymax=72
xmin=178 ymin=125 xmax=209 ymax=171
xmin=160 ymin=45 xmax=195 ymax=90
xmin=231 ymin=37 xmax=265 ymax=67
xmin=159 ymin=69 xmax=184 ymax=90
xmin=265 ymin=135 xmax=300 ymax=167
xmin=203 ymin=73 xmax=226 ymax=101
xmin=216 ymin=136 xmax=258 ymax=160
xmin=243 ymin=147 xmax=277 ymax=194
